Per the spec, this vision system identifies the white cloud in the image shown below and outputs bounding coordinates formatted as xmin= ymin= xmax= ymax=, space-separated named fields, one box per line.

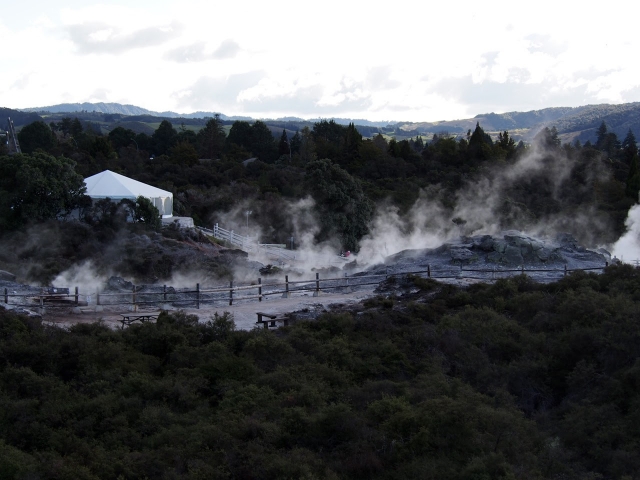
xmin=0 ymin=0 xmax=638 ymax=121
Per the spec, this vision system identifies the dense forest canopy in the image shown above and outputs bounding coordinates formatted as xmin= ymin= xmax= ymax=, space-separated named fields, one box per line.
xmin=2 ymin=113 xmax=637 ymax=251
xmin=0 ymin=107 xmax=638 ymax=288
xmin=2 ymin=106 xmax=640 ymax=479
xmin=2 ymin=266 xmax=640 ymax=478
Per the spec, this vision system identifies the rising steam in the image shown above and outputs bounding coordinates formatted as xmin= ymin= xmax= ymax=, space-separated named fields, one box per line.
xmin=6 ymin=133 xmax=631 ymax=293
xmin=611 ymin=203 xmax=640 ymax=262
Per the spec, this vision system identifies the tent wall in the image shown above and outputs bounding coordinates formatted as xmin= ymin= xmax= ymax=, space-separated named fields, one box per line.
xmin=153 ymin=196 xmax=173 ymax=218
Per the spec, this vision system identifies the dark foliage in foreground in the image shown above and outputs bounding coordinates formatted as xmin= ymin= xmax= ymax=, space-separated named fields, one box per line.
xmin=2 ymin=265 xmax=640 ymax=479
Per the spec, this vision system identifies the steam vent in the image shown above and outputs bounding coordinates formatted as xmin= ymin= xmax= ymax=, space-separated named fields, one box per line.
xmin=382 ymin=231 xmax=610 ymax=273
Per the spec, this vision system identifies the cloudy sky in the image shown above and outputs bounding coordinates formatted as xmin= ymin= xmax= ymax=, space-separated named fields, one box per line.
xmin=1 ymin=0 xmax=638 ymax=122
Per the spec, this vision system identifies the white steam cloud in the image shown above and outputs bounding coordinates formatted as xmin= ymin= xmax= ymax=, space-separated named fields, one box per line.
xmin=611 ymin=203 xmax=640 ymax=262
xmin=37 ymin=133 xmax=630 ymax=292
xmin=357 ymin=140 xmax=612 ymax=267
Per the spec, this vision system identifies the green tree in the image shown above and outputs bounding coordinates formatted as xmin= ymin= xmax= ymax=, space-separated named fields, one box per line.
xmin=534 ymin=126 xmax=561 ymax=149
xmin=16 ymin=120 xmax=56 ymax=154
xmin=342 ymin=122 xmax=362 ymax=167
xmin=133 ymin=195 xmax=161 ymax=230
xmin=304 ymin=158 xmax=374 ymax=251
xmin=151 ymin=120 xmax=177 ymax=156
xmin=312 ymin=119 xmax=346 ymax=160
xmin=0 ymin=153 xmax=87 ymax=231
xmin=496 ymin=130 xmax=516 ymax=159
xmin=169 ymin=141 xmax=199 ymax=167
xmin=70 ymin=118 xmax=83 ymax=137
xmin=593 ymin=121 xmax=621 ymax=156
xmin=226 ymin=120 xmax=253 ymax=150
xmin=196 ymin=115 xmax=226 ymax=160
xmin=621 ymin=129 xmax=638 ymax=166
xmin=290 ymin=130 xmax=302 ymax=155
xmin=468 ymin=122 xmax=493 ymax=161
xmin=626 ymin=155 xmax=640 ymax=199
xmin=297 ymin=126 xmax=317 ymax=164
xmin=412 ymin=135 xmax=425 ymax=152
xmin=59 ymin=117 xmax=73 ymax=136
xmin=596 ymin=121 xmax=608 ymax=149
xmin=88 ymin=136 xmax=115 ymax=159
xmin=108 ymin=126 xmax=138 ymax=151
xmin=278 ymin=129 xmax=290 ymax=157
xmin=250 ymin=120 xmax=277 ymax=163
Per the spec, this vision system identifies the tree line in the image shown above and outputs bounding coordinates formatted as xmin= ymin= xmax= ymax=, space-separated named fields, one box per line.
xmin=2 ymin=115 xmax=639 ymax=252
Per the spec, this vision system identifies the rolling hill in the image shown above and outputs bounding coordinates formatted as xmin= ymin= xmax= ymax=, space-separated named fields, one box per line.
xmin=7 ymin=101 xmax=640 ymax=144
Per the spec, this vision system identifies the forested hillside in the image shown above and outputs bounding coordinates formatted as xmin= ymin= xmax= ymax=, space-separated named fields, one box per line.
xmin=2 ymin=266 xmax=640 ymax=478
xmin=14 ymin=100 xmax=640 ymax=144
xmin=2 ymin=107 xmax=640 ymax=478
xmin=1 ymin=111 xmax=639 ymax=287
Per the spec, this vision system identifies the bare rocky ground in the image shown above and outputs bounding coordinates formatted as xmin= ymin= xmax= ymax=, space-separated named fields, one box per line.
xmin=35 ymin=287 xmax=378 ymax=331
xmin=2 ymin=230 xmax=613 ymax=330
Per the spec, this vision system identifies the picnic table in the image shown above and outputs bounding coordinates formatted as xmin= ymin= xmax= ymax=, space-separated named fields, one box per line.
xmin=119 ymin=312 xmax=160 ymax=329
xmin=255 ymin=311 xmax=289 ymax=329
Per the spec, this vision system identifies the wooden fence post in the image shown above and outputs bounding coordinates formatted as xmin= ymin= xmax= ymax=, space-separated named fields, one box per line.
xmin=522 ymin=264 xmax=525 ymax=274
xmin=196 ymin=283 xmax=200 ymax=309
xmin=133 ymin=285 xmax=137 ymax=312
xmin=313 ymin=272 xmax=321 ymax=297
xmin=427 ymin=264 xmax=431 ymax=278
xmin=258 ymin=278 xmax=262 ymax=302
xmin=96 ymin=288 xmax=100 ymax=306
xmin=283 ymin=275 xmax=290 ymax=298
xmin=163 ymin=285 xmax=167 ymax=302
xmin=4 ymin=288 xmax=7 ymax=304
xmin=229 ymin=281 xmax=233 ymax=306
xmin=564 ymin=264 xmax=567 ymax=277
xmin=74 ymin=287 xmax=79 ymax=305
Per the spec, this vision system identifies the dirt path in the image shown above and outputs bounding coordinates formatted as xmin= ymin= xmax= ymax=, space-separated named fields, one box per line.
xmin=42 ymin=286 xmax=378 ymax=331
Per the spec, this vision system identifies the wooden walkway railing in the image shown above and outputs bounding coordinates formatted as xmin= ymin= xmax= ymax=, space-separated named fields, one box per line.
xmin=198 ymin=224 xmax=296 ymax=260
xmin=2 ymin=263 xmax=610 ymax=313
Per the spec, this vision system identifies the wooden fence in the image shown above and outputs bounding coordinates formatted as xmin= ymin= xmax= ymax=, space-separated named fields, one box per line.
xmin=2 ymin=263 xmax=610 ymax=313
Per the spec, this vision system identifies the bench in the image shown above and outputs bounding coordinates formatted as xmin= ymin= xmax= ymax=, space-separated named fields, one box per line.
xmin=256 ymin=312 xmax=289 ymax=329
xmin=119 ymin=313 xmax=160 ymax=329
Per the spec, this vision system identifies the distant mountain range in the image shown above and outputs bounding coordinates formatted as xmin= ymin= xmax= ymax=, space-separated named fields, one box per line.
xmin=18 ymin=102 xmax=395 ymax=128
xmin=397 ymin=103 xmax=640 ymax=143
xmin=20 ymin=102 xmax=252 ymax=121
xmin=8 ymin=101 xmax=640 ymax=144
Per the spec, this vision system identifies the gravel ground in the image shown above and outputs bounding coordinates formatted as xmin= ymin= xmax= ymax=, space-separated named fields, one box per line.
xmin=36 ymin=286 xmax=377 ymax=331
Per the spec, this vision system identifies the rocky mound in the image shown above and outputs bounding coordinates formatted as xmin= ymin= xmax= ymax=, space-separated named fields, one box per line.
xmin=380 ymin=231 xmax=610 ymax=275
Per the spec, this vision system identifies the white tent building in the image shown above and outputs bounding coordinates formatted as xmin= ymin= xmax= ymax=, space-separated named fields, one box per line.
xmin=84 ymin=170 xmax=173 ymax=218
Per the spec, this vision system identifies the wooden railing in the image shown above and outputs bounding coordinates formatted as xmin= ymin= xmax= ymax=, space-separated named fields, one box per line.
xmin=2 ymin=263 xmax=610 ymax=313
xmin=198 ymin=224 xmax=295 ymax=260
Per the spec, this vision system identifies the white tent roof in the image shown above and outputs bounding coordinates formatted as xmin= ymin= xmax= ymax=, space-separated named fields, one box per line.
xmin=84 ymin=170 xmax=172 ymax=199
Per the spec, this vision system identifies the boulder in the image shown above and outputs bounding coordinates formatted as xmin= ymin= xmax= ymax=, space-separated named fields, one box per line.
xmin=493 ymin=240 xmax=508 ymax=254
xmin=450 ymin=247 xmax=478 ymax=264
xmin=530 ymin=239 xmax=545 ymax=251
xmin=105 ymin=276 xmax=134 ymax=291
xmin=471 ymin=235 xmax=495 ymax=252
xmin=536 ymin=247 xmax=557 ymax=262
xmin=487 ymin=251 xmax=502 ymax=263
xmin=556 ymin=233 xmax=585 ymax=252
xmin=503 ymin=245 xmax=524 ymax=264
xmin=504 ymin=233 xmax=534 ymax=249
